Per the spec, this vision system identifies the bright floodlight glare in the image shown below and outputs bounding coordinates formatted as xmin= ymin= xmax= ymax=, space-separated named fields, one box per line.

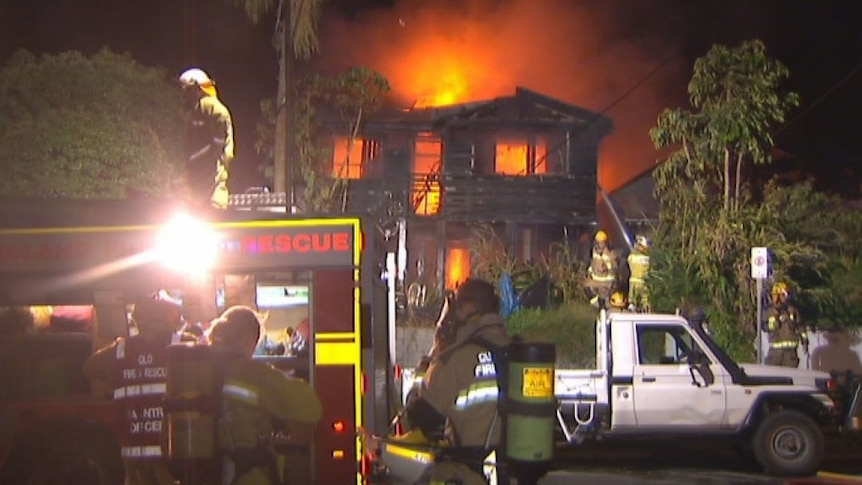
xmin=155 ymin=213 xmax=219 ymax=273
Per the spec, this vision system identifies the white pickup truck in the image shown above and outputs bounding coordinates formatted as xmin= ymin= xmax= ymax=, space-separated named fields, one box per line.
xmin=555 ymin=309 xmax=860 ymax=477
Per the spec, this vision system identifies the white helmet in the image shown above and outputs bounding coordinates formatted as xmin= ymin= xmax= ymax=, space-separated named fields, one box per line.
xmin=178 ymin=67 xmax=214 ymax=87
xmin=635 ymin=235 xmax=650 ymax=250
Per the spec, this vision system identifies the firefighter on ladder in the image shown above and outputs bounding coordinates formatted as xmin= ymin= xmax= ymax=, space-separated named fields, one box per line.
xmin=587 ymin=230 xmax=617 ymax=308
xmin=82 ymin=295 xmax=187 ymax=485
xmin=764 ymin=282 xmax=808 ymax=368
xmin=627 ymin=235 xmax=651 ymax=312
xmin=179 ymin=67 xmax=235 ymax=209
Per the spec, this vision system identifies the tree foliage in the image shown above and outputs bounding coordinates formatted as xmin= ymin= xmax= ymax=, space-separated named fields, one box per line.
xmin=0 ymin=49 xmax=184 ymax=198
xmin=646 ymin=40 xmax=854 ymax=360
xmin=652 ymin=40 xmax=799 ymax=214
xmin=231 ymin=0 xmax=324 ymax=197
xmin=255 ymin=67 xmax=391 ymax=211
xmin=229 ymin=0 xmax=321 ymax=59
xmin=469 ymin=224 xmax=589 ymax=306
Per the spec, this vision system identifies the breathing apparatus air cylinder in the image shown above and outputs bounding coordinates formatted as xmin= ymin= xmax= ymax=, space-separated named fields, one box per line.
xmin=164 ymin=343 xmax=220 ymax=483
xmin=502 ymin=341 xmax=556 ymax=484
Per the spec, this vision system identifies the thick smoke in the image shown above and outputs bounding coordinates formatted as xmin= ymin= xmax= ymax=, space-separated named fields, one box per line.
xmin=317 ymin=0 xmax=691 ymax=190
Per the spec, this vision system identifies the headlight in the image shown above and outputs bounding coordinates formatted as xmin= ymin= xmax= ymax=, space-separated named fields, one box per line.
xmin=154 ymin=213 xmax=220 ymax=273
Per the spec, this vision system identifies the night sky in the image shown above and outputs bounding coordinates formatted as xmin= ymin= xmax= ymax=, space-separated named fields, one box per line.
xmin=1 ymin=0 xmax=861 ymax=196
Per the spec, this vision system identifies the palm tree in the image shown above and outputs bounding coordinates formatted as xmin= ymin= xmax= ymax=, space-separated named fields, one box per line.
xmin=229 ymin=0 xmax=322 ymax=205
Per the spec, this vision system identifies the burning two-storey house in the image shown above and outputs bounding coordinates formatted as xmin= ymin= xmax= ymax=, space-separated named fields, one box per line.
xmin=326 ymin=86 xmax=613 ymax=303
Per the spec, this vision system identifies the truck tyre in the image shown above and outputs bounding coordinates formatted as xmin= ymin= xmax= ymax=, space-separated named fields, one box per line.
xmin=752 ymin=410 xmax=823 ymax=477
xmin=0 ymin=418 xmax=124 ymax=485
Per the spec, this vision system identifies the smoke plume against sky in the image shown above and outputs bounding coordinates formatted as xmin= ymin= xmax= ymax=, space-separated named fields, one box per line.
xmin=318 ymin=0 xmax=692 ymax=190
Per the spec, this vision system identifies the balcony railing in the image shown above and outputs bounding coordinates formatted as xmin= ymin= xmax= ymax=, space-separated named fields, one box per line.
xmin=442 ymin=174 xmax=595 ymax=223
xmin=342 ymin=173 xmax=595 ymax=224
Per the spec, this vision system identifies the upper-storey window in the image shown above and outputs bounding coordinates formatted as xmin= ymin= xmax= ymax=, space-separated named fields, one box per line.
xmin=413 ymin=133 xmax=442 ymax=215
xmin=331 ymin=136 xmax=379 ymax=179
xmin=495 ymin=138 xmax=548 ymax=176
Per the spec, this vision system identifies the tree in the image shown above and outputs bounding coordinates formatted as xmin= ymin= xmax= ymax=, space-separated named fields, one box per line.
xmin=647 ymin=40 xmax=811 ymax=359
xmin=652 ymin=40 xmax=799 ymax=214
xmin=255 ymin=67 xmax=391 ymax=212
xmin=229 ymin=0 xmax=322 ymax=207
xmin=0 ymin=49 xmax=184 ymax=198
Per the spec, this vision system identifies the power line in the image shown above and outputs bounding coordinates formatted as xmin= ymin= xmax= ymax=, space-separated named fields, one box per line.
xmin=530 ymin=47 xmax=681 ymax=174
xmin=624 ymin=58 xmax=862 ymax=196
xmin=777 ymin=58 xmax=862 ymax=137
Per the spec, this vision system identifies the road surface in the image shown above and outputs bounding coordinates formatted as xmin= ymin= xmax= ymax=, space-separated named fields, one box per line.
xmin=537 ymin=437 xmax=862 ymax=485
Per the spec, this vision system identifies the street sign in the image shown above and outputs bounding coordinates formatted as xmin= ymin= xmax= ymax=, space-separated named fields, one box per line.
xmin=751 ymin=247 xmax=769 ymax=279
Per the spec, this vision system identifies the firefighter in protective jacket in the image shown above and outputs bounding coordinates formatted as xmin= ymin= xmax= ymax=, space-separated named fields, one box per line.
xmin=207 ymin=306 xmax=322 ymax=485
xmin=587 ymin=230 xmax=617 ymax=307
xmin=400 ymin=278 xmax=511 ymax=484
xmin=179 ymin=67 xmax=235 ymax=209
xmin=765 ymin=282 xmax=807 ymax=368
xmin=82 ymin=295 xmax=186 ymax=485
xmin=627 ymin=235 xmax=651 ymax=312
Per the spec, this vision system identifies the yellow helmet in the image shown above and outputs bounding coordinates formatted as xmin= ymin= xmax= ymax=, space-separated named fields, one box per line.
xmin=595 ymin=230 xmax=608 ymax=243
xmin=772 ymin=282 xmax=789 ymax=298
xmin=610 ymin=292 xmax=626 ymax=309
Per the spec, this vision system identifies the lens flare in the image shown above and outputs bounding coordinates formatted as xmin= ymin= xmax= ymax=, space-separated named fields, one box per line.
xmin=154 ymin=213 xmax=220 ymax=273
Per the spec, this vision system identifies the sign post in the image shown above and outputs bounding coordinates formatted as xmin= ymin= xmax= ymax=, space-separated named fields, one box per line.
xmin=751 ymin=247 xmax=770 ymax=363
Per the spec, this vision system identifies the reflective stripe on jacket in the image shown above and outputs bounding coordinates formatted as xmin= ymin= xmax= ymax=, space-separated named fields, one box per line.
xmin=628 ymin=251 xmax=650 ymax=282
xmin=113 ymin=334 xmax=179 ymax=459
xmin=767 ymin=306 xmax=805 ymax=346
xmin=770 ymin=340 xmax=799 ymax=349
xmin=589 ymin=248 xmax=616 ymax=282
xmin=422 ymin=314 xmax=510 ymax=449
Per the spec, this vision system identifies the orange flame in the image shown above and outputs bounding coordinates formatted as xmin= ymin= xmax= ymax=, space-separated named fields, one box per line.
xmin=332 ymin=136 xmax=365 ymax=179
xmin=379 ymin=29 xmax=509 ymax=109
xmin=324 ymin=0 xmax=680 ymax=189
xmin=414 ymin=69 xmax=469 ymax=108
xmin=446 ymin=246 xmax=471 ymax=289
xmin=413 ymin=134 xmax=442 ymax=214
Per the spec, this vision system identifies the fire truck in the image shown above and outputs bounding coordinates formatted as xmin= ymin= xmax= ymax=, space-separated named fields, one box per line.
xmin=0 ymin=196 xmax=397 ymax=485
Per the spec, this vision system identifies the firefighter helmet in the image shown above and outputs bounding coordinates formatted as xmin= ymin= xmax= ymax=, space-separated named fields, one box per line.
xmin=132 ymin=295 xmax=182 ymax=333
xmin=772 ymin=282 xmax=790 ymax=302
xmin=595 ymin=230 xmax=608 ymax=243
xmin=178 ymin=67 xmax=214 ymax=87
xmin=208 ymin=306 xmax=262 ymax=355
xmin=635 ymin=235 xmax=650 ymax=250
xmin=454 ymin=278 xmax=500 ymax=314
xmin=610 ymin=292 xmax=627 ymax=309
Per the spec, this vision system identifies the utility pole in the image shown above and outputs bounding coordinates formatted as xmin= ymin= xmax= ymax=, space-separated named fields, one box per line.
xmin=273 ymin=1 xmax=296 ymax=211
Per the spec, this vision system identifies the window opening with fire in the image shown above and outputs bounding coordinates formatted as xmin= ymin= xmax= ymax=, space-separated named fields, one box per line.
xmin=446 ymin=243 xmax=471 ymax=289
xmin=413 ymin=133 xmax=442 ymax=215
xmin=495 ymin=138 xmax=548 ymax=176
xmin=331 ymin=136 xmax=379 ymax=179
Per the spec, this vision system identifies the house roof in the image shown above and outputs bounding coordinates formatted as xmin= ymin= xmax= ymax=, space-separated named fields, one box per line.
xmin=366 ymin=86 xmax=613 ymax=135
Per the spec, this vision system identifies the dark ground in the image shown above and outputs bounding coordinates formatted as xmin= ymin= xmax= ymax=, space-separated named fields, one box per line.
xmin=545 ymin=436 xmax=862 ymax=484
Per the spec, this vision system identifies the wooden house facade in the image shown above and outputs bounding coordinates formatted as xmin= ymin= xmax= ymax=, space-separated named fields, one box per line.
xmin=328 ymin=87 xmax=613 ymax=301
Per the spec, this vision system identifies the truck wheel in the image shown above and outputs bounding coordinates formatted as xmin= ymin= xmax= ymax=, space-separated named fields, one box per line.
xmin=752 ymin=410 xmax=824 ymax=477
xmin=0 ymin=419 xmax=124 ymax=485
